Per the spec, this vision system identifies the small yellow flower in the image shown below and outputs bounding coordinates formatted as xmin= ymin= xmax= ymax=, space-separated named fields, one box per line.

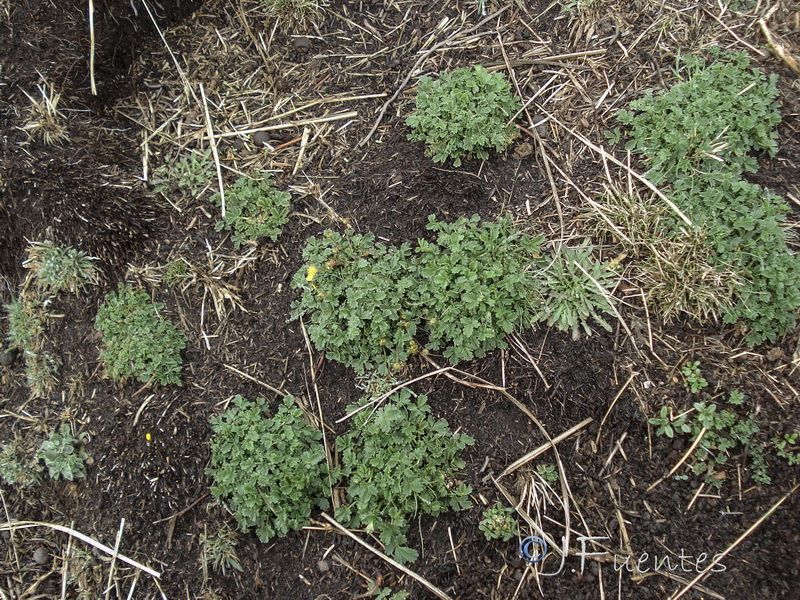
xmin=306 ymin=265 xmax=317 ymax=282
xmin=145 ymin=432 xmax=152 ymax=442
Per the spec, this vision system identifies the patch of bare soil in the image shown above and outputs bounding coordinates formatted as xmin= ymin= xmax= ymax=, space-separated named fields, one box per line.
xmin=1 ymin=1 xmax=799 ymax=599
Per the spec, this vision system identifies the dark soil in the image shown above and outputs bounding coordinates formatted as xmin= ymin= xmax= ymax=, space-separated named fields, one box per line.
xmin=2 ymin=1 xmax=799 ymax=599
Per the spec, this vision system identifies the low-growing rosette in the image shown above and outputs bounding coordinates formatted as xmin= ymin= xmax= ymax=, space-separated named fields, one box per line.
xmin=406 ymin=65 xmax=521 ymax=167
xmin=207 ymin=395 xmax=329 ymax=543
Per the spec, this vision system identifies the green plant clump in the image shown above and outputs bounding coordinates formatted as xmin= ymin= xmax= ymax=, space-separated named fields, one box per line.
xmin=335 ymin=389 xmax=474 ymax=563
xmin=207 ymin=395 xmax=329 ymax=543
xmin=3 ymin=298 xmax=60 ymax=397
xmin=417 ymin=215 xmax=544 ymax=362
xmin=38 ymin=424 xmax=88 ymax=481
xmin=772 ymin=433 xmax=800 ymax=466
xmin=681 ymin=360 xmax=708 ymax=394
xmin=212 ymin=174 xmax=290 ymax=248
xmin=95 ymin=284 xmax=186 ymax=386
xmin=374 ymin=589 xmax=410 ymax=600
xmin=4 ymin=297 xmax=45 ymax=351
xmin=479 ymin=503 xmax=518 ymax=541
xmin=23 ymin=240 xmax=99 ymax=295
xmin=291 ymin=230 xmax=421 ymax=375
xmin=261 ymin=0 xmax=322 ymax=28
xmin=671 ymin=175 xmax=800 ymax=345
xmin=536 ymin=463 xmax=559 ymax=486
xmin=618 ymin=50 xmax=780 ymax=184
xmin=532 ymin=242 xmax=615 ymax=340
xmin=293 ymin=217 xmax=616 ymax=373
xmin=406 ymin=65 xmax=521 ymax=167
xmin=0 ymin=442 xmax=42 ymax=487
xmin=200 ymin=525 xmax=243 ymax=576
xmin=617 ymin=49 xmax=800 ymax=344
xmin=650 ymin=398 xmax=767 ymax=488
xmin=153 ymin=150 xmax=214 ymax=197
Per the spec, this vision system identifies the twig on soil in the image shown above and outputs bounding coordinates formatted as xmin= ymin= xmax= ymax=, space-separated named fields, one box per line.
xmin=103 ymin=518 xmax=125 ymax=600
xmin=686 ymin=482 xmax=705 ymax=512
xmin=0 ymin=490 xmax=21 ymax=572
xmin=646 ymin=427 xmax=707 ymax=492
xmin=608 ymin=482 xmax=634 ymax=564
xmin=293 ymin=126 xmax=311 ymax=176
xmin=631 ymin=568 xmax=725 ymax=599
xmin=0 ymin=521 xmax=160 ymax=578
xmin=152 ymin=492 xmax=209 ymax=525
xmin=500 ymin=418 xmax=592 ymax=477
xmin=222 ymin=363 xmax=288 ymax=397
xmin=447 ymin=526 xmax=460 ymax=576
xmin=140 ymin=0 xmax=197 ymax=104
xmin=701 ymin=7 xmax=768 ymax=57
xmin=215 ymin=111 xmax=358 ymax=139
xmin=759 ymin=18 xmax=800 ymax=75
xmin=599 ymin=432 xmax=628 ymax=478
xmin=88 ymin=0 xmax=96 ymax=95
xmin=60 ymin=531 xmax=72 ymax=600
xmin=199 ymin=83 xmax=225 ymax=216
xmin=508 ymin=334 xmax=550 ymax=389
xmin=669 ymin=483 xmax=800 ymax=600
xmin=595 ymin=371 xmax=638 ymax=444
xmin=320 ymin=512 xmax=453 ymax=600
xmin=299 ymin=317 xmax=336 ymax=508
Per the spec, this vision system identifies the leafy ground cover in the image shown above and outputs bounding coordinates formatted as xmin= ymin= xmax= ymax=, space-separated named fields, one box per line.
xmin=1 ymin=1 xmax=800 ymax=599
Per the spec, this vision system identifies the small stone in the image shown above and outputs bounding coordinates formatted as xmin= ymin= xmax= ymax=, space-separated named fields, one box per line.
xmin=293 ymin=36 xmax=311 ymax=51
xmin=252 ymin=131 xmax=271 ymax=147
xmin=513 ymin=142 xmax=533 ymax=160
xmin=0 ymin=349 xmax=18 ymax=366
xmin=316 ymin=559 xmax=329 ymax=573
xmin=33 ymin=547 xmax=49 ymax=565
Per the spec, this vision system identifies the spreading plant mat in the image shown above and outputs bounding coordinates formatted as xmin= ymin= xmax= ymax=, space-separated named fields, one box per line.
xmin=1 ymin=1 xmax=800 ymax=599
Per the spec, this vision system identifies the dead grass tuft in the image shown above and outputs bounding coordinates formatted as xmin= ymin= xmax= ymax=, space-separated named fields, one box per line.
xmin=586 ymin=185 xmax=742 ymax=323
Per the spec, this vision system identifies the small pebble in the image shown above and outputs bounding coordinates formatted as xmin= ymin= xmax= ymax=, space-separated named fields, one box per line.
xmin=513 ymin=142 xmax=533 ymax=160
xmin=252 ymin=131 xmax=270 ymax=147
xmin=33 ymin=547 xmax=49 ymax=565
xmin=0 ymin=349 xmax=17 ymax=366
xmin=293 ymin=36 xmax=311 ymax=51
xmin=316 ymin=559 xmax=329 ymax=573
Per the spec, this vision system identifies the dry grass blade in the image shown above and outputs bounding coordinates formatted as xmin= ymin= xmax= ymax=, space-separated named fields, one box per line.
xmin=299 ymin=317 xmax=336 ymax=507
xmin=20 ymin=76 xmax=69 ymax=146
xmin=200 ymin=83 xmax=226 ymax=216
xmin=646 ymin=427 xmax=707 ymax=493
xmin=670 ymin=483 xmax=800 ymax=599
xmin=541 ymin=107 xmax=692 ymax=225
xmin=103 ymin=518 xmax=125 ymax=600
xmin=759 ymin=18 xmax=800 ymax=75
xmin=320 ymin=512 xmax=453 ymax=600
xmin=500 ymin=418 xmax=593 ymax=477
xmin=0 ymin=521 xmax=160 ymax=578
xmin=585 ymin=185 xmax=741 ymax=324
xmin=335 ymin=366 xmax=452 ymax=424
xmin=222 ymin=363 xmax=288 ymax=398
